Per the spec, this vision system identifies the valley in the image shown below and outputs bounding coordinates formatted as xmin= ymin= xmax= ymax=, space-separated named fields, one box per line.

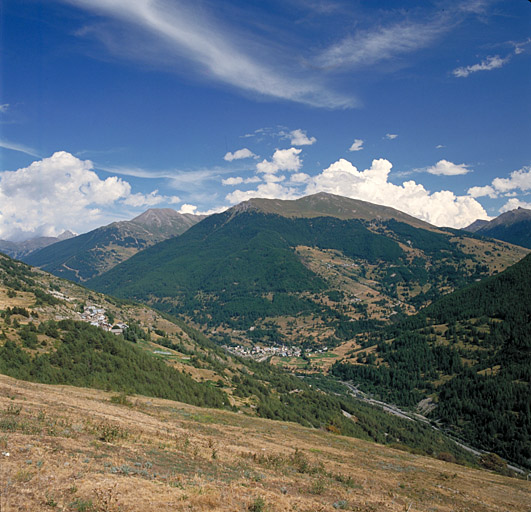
xmin=0 ymin=194 xmax=530 ymax=511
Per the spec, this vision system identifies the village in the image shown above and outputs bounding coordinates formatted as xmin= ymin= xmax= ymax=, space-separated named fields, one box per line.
xmin=79 ymin=304 xmax=128 ymax=334
xmin=223 ymin=343 xmax=329 ymax=362
xmin=47 ymin=289 xmax=129 ymax=335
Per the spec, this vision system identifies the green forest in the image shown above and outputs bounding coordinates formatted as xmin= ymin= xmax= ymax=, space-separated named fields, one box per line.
xmin=332 ymin=254 xmax=531 ymax=467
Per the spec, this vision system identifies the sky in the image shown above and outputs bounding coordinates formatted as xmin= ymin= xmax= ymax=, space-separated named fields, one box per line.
xmin=1 ymin=0 xmax=530 ymax=240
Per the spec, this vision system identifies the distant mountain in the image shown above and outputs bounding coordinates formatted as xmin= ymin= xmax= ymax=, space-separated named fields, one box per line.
xmin=89 ymin=193 xmax=528 ymax=348
xmin=464 ymin=219 xmax=489 ymax=233
xmin=24 ymin=209 xmax=204 ymax=282
xmin=237 ymin=192 xmax=437 ymax=230
xmin=464 ymin=207 xmax=531 ymax=248
xmin=0 ymin=231 xmax=75 ymax=259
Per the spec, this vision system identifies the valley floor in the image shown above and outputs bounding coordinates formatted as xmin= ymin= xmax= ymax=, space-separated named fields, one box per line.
xmin=0 ymin=374 xmax=529 ymax=512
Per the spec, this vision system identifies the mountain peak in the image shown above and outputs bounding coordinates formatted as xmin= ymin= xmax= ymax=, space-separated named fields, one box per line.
xmin=231 ymin=193 xmax=436 ymax=230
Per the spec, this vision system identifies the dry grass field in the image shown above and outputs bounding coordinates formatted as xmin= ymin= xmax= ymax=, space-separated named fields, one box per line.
xmin=0 ymin=374 xmax=529 ymax=512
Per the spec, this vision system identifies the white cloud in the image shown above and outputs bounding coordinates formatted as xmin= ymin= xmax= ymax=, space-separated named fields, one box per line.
xmin=222 ymin=177 xmax=244 ymax=186
xmin=224 ymin=148 xmax=257 ymax=161
xmin=313 ymin=18 xmax=448 ymax=70
xmin=349 ymin=139 xmax=364 ymax=152
xmin=303 ymin=158 xmax=487 ymax=228
xmin=289 ymin=129 xmax=316 ymax=146
xmin=256 ymin=148 xmax=303 ymax=175
xmin=453 ymin=55 xmax=511 ymax=78
xmin=123 ymin=190 xmax=180 ymax=207
xmin=0 ymin=152 xmax=179 ymax=240
xmin=226 ymin=181 xmax=299 ymax=205
xmin=0 ymin=104 xmax=9 ymax=113
xmin=467 ymin=166 xmax=531 ymax=198
xmin=178 ymin=203 xmax=225 ymax=216
xmin=0 ymin=139 xmax=40 ymax=157
xmin=499 ymin=198 xmax=531 ymax=213
xmin=491 ymin=167 xmax=531 ymax=194
xmin=62 ymin=0 xmax=352 ymax=108
xmin=385 ymin=133 xmax=398 ymax=140
xmin=468 ymin=185 xmax=497 ymax=199
xmin=426 ymin=159 xmax=471 ymax=176
xmin=291 ymin=172 xmax=311 ymax=183
xmin=226 ymin=151 xmax=488 ymax=228
xmin=222 ymin=175 xmax=262 ymax=186
xmin=436 ymin=144 xmax=445 ymax=149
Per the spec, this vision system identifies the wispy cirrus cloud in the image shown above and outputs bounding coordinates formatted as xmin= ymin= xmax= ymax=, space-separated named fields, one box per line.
xmin=453 ymin=54 xmax=511 ymax=78
xmin=453 ymin=39 xmax=530 ymax=78
xmin=312 ymin=17 xmax=450 ymax=71
xmin=60 ymin=0 xmax=353 ymax=108
xmin=0 ymin=139 xmax=40 ymax=158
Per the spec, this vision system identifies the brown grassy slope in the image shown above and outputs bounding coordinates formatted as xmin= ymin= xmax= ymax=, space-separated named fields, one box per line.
xmin=0 ymin=375 xmax=529 ymax=512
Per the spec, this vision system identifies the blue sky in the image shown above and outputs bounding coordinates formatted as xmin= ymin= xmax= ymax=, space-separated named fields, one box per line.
xmin=1 ymin=0 xmax=530 ymax=239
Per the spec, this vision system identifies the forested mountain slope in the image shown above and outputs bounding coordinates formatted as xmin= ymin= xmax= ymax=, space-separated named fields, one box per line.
xmin=24 ymin=209 xmax=204 ymax=282
xmin=331 ymin=254 xmax=531 ymax=467
xmin=89 ymin=193 xmax=528 ymax=349
xmin=464 ymin=207 xmax=531 ymax=248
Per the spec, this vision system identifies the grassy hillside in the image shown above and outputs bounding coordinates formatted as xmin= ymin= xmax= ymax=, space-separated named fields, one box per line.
xmin=89 ymin=196 xmax=528 ymax=349
xmin=331 ymin=254 xmax=531 ymax=467
xmin=2 ymin=375 xmax=529 ymax=512
xmin=24 ymin=209 xmax=203 ymax=282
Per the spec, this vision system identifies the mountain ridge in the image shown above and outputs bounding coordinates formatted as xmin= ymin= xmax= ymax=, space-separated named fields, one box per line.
xmin=0 ymin=231 xmax=75 ymax=259
xmin=231 ymin=192 xmax=440 ymax=231
xmin=24 ymin=208 xmax=204 ymax=282
xmin=464 ymin=207 xmax=531 ymax=248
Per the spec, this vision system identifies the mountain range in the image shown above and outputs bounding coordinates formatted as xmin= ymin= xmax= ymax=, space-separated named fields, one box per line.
xmin=23 ymin=208 xmax=204 ymax=282
xmin=465 ymin=207 xmax=531 ymax=248
xmin=88 ymin=193 xmax=528 ymax=349
xmin=0 ymin=230 xmax=75 ymax=259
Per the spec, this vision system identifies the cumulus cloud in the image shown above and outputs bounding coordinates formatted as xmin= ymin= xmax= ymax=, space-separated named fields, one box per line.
xmin=224 ymin=148 xmax=257 ymax=161
xmin=123 ymin=190 xmax=180 ymax=207
xmin=453 ymin=55 xmax=511 ymax=78
xmin=226 ymin=149 xmax=488 ymax=228
xmin=349 ymin=139 xmax=364 ymax=152
xmin=289 ymin=129 xmax=316 ymax=146
xmin=0 ymin=152 xmax=180 ymax=240
xmin=291 ymin=173 xmax=311 ymax=183
xmin=303 ymin=158 xmax=487 ymax=227
xmin=256 ymin=148 xmax=302 ymax=175
xmin=499 ymin=198 xmax=531 ymax=213
xmin=222 ymin=176 xmax=262 ymax=186
xmin=226 ymin=181 xmax=299 ymax=205
xmin=468 ymin=185 xmax=497 ymax=199
xmin=426 ymin=159 xmax=471 ymax=176
xmin=385 ymin=133 xmax=398 ymax=140
xmin=467 ymin=166 xmax=531 ymax=198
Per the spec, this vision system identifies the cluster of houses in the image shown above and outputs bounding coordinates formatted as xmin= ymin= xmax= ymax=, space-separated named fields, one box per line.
xmin=80 ymin=305 xmax=128 ymax=335
xmin=224 ymin=344 xmax=303 ymax=361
